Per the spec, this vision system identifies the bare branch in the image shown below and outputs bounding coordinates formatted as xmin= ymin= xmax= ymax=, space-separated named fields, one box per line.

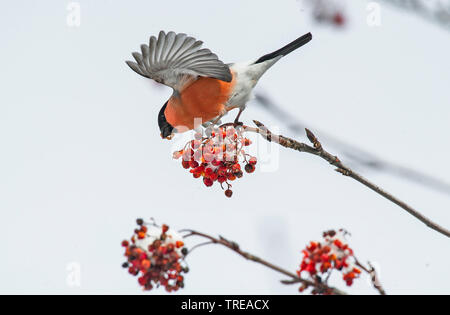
xmin=381 ymin=0 xmax=450 ymax=31
xmin=243 ymin=121 xmax=450 ymax=238
xmin=254 ymin=92 xmax=450 ymax=195
xmin=182 ymin=230 xmax=347 ymax=295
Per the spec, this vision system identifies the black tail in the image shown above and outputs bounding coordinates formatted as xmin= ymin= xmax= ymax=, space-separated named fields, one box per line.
xmin=254 ymin=32 xmax=312 ymax=64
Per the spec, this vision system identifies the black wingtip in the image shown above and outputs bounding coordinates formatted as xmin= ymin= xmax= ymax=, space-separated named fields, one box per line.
xmin=255 ymin=32 xmax=313 ymax=64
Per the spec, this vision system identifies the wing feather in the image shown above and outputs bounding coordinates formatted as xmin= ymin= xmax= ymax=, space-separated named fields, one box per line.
xmin=125 ymin=61 xmax=148 ymax=78
xmin=140 ymin=44 xmax=150 ymax=71
xmin=149 ymin=36 xmax=157 ymax=68
xmin=155 ymin=31 xmax=165 ymax=65
xmin=126 ymin=31 xmax=232 ymax=91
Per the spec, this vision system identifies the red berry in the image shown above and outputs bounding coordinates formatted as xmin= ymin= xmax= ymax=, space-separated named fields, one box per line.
xmin=225 ymin=189 xmax=233 ymax=198
xmin=217 ymin=166 xmax=227 ymax=176
xmin=128 ymin=267 xmax=137 ymax=275
xmin=334 ymin=239 xmax=343 ymax=249
xmin=141 ymin=259 xmax=151 ymax=270
xmin=203 ymin=177 xmax=213 ymax=187
xmin=181 ymin=160 xmax=190 ymax=169
xmin=211 ymin=159 xmax=222 ymax=166
xmin=244 ymin=164 xmax=255 ymax=173
xmin=209 ymin=172 xmax=218 ymax=181
xmin=333 ymin=12 xmax=345 ymax=26
xmin=205 ymin=167 xmax=214 ymax=176
xmin=138 ymin=276 xmax=147 ymax=286
xmin=249 ymin=157 xmax=257 ymax=165
xmin=231 ymin=163 xmax=241 ymax=173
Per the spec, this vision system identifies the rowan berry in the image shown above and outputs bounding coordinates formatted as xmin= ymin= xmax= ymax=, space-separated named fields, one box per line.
xmin=297 ymin=229 xmax=361 ymax=294
xmin=122 ymin=221 xmax=187 ymax=292
xmin=173 ymin=125 xmax=259 ymax=197
xmin=225 ymin=189 xmax=233 ymax=198
xmin=244 ymin=164 xmax=255 ymax=173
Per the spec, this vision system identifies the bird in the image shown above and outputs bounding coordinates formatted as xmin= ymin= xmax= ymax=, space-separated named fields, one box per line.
xmin=126 ymin=31 xmax=312 ymax=139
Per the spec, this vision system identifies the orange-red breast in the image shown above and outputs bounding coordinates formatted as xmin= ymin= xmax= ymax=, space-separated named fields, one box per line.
xmin=126 ymin=31 xmax=312 ymax=139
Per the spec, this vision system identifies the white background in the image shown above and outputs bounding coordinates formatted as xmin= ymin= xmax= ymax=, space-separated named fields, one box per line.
xmin=1 ymin=0 xmax=449 ymax=294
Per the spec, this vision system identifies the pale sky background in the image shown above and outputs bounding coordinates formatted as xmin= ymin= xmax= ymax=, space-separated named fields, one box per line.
xmin=1 ymin=0 xmax=449 ymax=294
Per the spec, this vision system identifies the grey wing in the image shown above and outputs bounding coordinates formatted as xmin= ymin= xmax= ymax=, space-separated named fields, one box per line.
xmin=126 ymin=31 xmax=232 ymax=92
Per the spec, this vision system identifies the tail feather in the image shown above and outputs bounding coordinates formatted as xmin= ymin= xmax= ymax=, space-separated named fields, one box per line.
xmin=254 ymin=32 xmax=312 ymax=64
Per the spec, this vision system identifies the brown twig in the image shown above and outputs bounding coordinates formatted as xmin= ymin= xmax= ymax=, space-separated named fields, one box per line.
xmin=254 ymin=92 xmax=450 ymax=196
xmin=243 ymin=121 xmax=450 ymax=238
xmin=367 ymin=262 xmax=386 ymax=295
xmin=181 ymin=229 xmax=347 ymax=295
xmin=355 ymin=260 xmax=386 ymax=295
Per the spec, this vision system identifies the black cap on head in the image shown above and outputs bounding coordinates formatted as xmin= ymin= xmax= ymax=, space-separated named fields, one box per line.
xmin=158 ymin=101 xmax=174 ymax=139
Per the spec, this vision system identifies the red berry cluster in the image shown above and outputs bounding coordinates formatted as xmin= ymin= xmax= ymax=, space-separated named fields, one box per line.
xmin=173 ymin=125 xmax=257 ymax=197
xmin=122 ymin=219 xmax=188 ymax=292
xmin=297 ymin=229 xmax=361 ymax=293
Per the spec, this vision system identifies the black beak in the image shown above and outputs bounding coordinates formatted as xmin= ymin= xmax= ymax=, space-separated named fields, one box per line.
xmin=160 ymin=126 xmax=174 ymax=139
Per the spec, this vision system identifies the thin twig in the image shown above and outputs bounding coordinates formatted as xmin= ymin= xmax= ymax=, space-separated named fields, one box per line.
xmin=186 ymin=241 xmax=214 ymax=255
xmin=381 ymin=0 xmax=450 ymax=31
xmin=367 ymin=262 xmax=386 ymax=296
xmin=243 ymin=121 xmax=450 ymax=238
xmin=355 ymin=260 xmax=386 ymax=295
xmin=182 ymin=229 xmax=347 ymax=295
